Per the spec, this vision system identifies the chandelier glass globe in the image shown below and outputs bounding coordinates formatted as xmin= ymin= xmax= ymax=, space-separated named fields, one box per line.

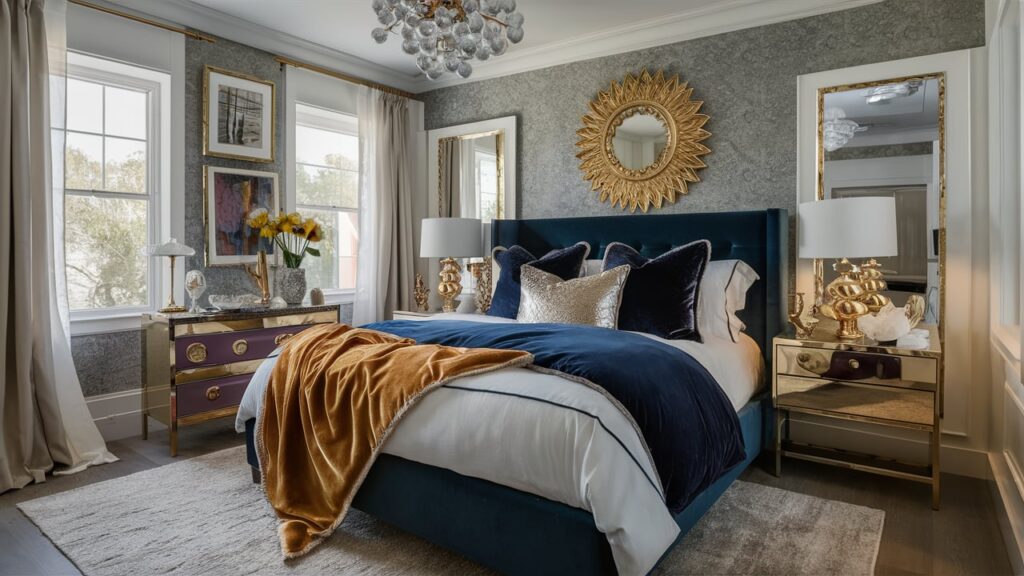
xmin=371 ymin=0 xmax=525 ymax=80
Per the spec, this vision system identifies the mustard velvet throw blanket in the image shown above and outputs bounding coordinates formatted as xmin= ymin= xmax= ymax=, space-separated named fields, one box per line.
xmin=257 ymin=323 xmax=533 ymax=558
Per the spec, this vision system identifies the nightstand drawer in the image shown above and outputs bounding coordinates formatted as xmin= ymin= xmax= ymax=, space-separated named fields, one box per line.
xmin=175 ymin=373 xmax=250 ymax=419
xmin=776 ymin=345 xmax=937 ymax=387
xmin=775 ymin=374 xmax=934 ymax=429
xmin=175 ymin=325 xmax=313 ymax=368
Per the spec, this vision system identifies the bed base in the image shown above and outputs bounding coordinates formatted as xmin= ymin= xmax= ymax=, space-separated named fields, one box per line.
xmin=244 ymin=395 xmax=768 ymax=576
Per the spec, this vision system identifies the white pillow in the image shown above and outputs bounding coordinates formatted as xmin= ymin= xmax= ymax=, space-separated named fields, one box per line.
xmin=698 ymin=260 xmax=759 ymax=342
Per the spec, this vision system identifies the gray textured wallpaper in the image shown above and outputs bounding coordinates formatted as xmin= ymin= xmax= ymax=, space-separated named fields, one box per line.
xmin=421 ymin=0 xmax=984 ymax=220
xmin=72 ymin=0 xmax=984 ymax=398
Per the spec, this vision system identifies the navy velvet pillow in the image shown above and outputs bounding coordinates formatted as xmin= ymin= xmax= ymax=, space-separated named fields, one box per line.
xmin=488 ymin=242 xmax=590 ymax=319
xmin=602 ymin=240 xmax=711 ymax=341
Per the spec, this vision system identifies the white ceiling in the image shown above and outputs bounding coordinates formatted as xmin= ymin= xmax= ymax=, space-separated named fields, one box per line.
xmin=115 ymin=0 xmax=884 ymax=92
xmin=825 ymin=78 xmax=940 ymax=146
xmin=190 ymin=0 xmax=715 ymax=78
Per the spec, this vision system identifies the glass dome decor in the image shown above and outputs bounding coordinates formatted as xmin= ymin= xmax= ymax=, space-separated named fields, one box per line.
xmin=371 ymin=0 xmax=525 ymax=80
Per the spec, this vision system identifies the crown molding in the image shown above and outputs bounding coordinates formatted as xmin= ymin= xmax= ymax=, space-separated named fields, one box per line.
xmin=98 ymin=0 xmax=883 ymax=95
xmin=99 ymin=0 xmax=423 ymax=93
xmin=413 ymin=0 xmax=885 ymax=92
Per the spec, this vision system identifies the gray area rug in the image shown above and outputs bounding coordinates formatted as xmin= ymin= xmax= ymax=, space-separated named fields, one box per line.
xmin=19 ymin=446 xmax=883 ymax=575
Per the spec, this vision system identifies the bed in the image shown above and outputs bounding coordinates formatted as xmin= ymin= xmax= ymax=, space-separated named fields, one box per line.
xmin=241 ymin=208 xmax=788 ymax=575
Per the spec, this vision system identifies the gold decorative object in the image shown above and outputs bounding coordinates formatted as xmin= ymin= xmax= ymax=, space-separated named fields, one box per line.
xmin=576 ymin=69 xmax=710 ymax=213
xmin=413 ymin=273 xmax=430 ymax=312
xmin=787 ymin=292 xmax=819 ymax=339
xmin=246 ymin=250 xmax=271 ymax=306
xmin=468 ymin=258 xmax=492 ymax=314
xmin=232 ymin=339 xmax=248 ymax=356
xmin=206 ymin=385 xmax=221 ymax=402
xmin=274 ymin=333 xmax=295 ymax=346
xmin=818 ymin=258 xmax=871 ymax=340
xmin=144 ymin=238 xmax=195 ymax=314
xmin=438 ymin=258 xmax=464 ymax=313
xmin=185 ymin=342 xmax=208 ymax=364
xmin=905 ymin=294 xmax=925 ymax=329
xmin=857 ymin=258 xmax=890 ymax=313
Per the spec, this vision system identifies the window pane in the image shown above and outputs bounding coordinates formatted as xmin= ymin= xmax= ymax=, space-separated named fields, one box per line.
xmin=299 ymin=209 xmax=358 ymax=291
xmin=105 ymin=137 xmax=146 ymax=193
xmin=297 ymin=125 xmax=350 ymax=166
xmin=67 ymin=78 xmax=102 ymax=133
xmin=104 ymin=86 xmax=146 ymax=139
xmin=65 ymin=132 xmax=103 ymax=190
xmin=65 ymin=195 xmax=148 ymax=310
xmin=296 ymin=164 xmax=358 ymax=209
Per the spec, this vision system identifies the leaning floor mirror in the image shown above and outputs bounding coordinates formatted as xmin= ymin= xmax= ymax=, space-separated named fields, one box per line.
xmin=796 ymin=49 xmax=977 ymax=438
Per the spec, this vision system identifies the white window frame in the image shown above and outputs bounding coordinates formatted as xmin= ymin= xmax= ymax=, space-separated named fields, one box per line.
xmin=64 ymin=52 xmax=170 ymax=335
xmin=293 ymin=102 xmax=359 ymax=301
xmin=990 ymin=0 xmax=1024 ymax=367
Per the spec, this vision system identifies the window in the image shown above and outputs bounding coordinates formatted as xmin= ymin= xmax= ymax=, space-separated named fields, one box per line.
xmin=61 ymin=54 xmax=164 ymax=317
xmin=475 ymin=149 xmax=499 ymax=222
xmin=294 ymin=103 xmax=359 ymax=292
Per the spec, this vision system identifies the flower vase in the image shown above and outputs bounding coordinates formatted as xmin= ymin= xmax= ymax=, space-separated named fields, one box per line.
xmin=276 ymin=267 xmax=307 ymax=305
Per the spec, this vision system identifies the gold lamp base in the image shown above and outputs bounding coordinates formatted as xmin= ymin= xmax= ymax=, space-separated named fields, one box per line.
xmin=158 ymin=255 xmax=187 ymax=314
xmin=820 ymin=258 xmax=871 ymax=341
xmin=437 ymin=257 xmax=464 ymax=313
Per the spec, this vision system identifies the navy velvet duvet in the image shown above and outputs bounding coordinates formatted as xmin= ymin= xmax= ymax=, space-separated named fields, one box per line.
xmin=364 ymin=320 xmax=746 ymax=514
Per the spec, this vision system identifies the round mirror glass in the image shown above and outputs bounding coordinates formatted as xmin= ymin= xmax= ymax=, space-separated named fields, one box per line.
xmin=611 ymin=110 xmax=669 ymax=171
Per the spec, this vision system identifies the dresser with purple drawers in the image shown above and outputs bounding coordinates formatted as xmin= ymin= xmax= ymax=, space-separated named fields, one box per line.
xmin=142 ymin=304 xmax=340 ymax=456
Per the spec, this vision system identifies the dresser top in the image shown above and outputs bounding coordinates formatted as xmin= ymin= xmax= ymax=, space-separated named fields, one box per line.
xmin=145 ymin=303 xmax=340 ymax=326
xmin=775 ymin=319 xmax=941 ymax=358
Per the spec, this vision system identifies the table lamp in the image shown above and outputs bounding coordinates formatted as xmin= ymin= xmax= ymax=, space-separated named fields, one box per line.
xmin=421 ymin=218 xmax=483 ymax=313
xmin=798 ymin=197 xmax=897 ymax=340
xmin=143 ymin=238 xmax=195 ymax=313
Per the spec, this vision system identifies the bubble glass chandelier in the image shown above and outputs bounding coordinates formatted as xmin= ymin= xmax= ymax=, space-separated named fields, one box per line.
xmin=371 ymin=0 xmax=525 ymax=80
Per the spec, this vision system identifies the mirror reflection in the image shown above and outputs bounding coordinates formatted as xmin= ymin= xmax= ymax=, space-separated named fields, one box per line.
xmin=611 ymin=110 xmax=668 ymax=171
xmin=438 ymin=132 xmax=503 ymax=222
xmin=820 ymin=76 xmax=942 ymax=323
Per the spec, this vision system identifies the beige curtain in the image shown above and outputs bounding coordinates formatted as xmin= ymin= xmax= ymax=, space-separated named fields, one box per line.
xmin=438 ymin=137 xmax=461 ymax=217
xmin=0 ymin=0 xmax=116 ymax=493
xmin=352 ymin=88 xmax=415 ymax=324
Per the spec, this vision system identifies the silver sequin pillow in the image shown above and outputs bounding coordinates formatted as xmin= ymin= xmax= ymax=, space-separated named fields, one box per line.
xmin=516 ymin=264 xmax=631 ymax=328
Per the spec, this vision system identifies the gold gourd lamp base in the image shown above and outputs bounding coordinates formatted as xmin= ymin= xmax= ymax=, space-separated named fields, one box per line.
xmin=437 ymin=257 xmax=464 ymax=313
xmin=857 ymin=258 xmax=891 ymax=313
xmin=819 ymin=258 xmax=871 ymax=341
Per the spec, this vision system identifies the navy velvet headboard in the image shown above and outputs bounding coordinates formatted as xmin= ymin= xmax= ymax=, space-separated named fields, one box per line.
xmin=492 ymin=209 xmax=788 ymax=363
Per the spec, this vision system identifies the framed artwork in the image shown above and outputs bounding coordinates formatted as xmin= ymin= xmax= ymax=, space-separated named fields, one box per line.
xmin=204 ymin=166 xmax=279 ymax=266
xmin=203 ymin=65 xmax=275 ymax=162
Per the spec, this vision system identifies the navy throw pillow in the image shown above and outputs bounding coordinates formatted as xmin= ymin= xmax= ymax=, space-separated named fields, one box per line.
xmin=488 ymin=242 xmax=590 ymax=319
xmin=602 ymin=240 xmax=711 ymax=341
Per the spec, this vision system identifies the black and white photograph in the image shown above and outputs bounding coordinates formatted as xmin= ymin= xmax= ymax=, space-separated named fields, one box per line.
xmin=203 ymin=65 xmax=275 ymax=162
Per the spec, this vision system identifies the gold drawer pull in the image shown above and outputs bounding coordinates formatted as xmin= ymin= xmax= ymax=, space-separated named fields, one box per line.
xmin=275 ymin=333 xmax=294 ymax=346
xmin=186 ymin=342 xmax=207 ymax=363
xmin=848 ymin=358 xmax=860 ymax=370
xmin=206 ymin=385 xmax=221 ymax=401
xmin=232 ymin=339 xmax=248 ymax=356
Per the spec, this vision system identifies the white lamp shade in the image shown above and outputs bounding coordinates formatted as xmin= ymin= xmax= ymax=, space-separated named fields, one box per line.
xmin=420 ymin=218 xmax=483 ymax=258
xmin=798 ymin=197 xmax=897 ymax=259
xmin=144 ymin=238 xmax=195 ymax=258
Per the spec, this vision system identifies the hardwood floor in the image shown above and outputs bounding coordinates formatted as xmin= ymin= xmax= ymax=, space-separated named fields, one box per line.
xmin=0 ymin=421 xmax=1013 ymax=576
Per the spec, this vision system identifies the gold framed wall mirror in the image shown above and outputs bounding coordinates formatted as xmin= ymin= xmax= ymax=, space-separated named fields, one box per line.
xmin=814 ymin=73 xmax=946 ymax=329
xmin=428 ymin=116 xmax=517 ymax=223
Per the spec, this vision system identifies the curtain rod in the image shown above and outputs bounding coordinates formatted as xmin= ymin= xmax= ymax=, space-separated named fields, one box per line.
xmin=68 ymin=0 xmax=217 ymax=43
xmin=274 ymin=56 xmax=418 ymax=101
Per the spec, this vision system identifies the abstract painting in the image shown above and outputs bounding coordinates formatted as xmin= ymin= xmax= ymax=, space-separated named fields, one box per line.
xmin=204 ymin=166 xmax=279 ymax=266
xmin=203 ymin=66 xmax=275 ymax=162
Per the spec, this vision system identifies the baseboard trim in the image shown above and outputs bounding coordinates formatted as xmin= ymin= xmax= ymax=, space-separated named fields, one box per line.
xmin=86 ymin=388 xmax=164 ymax=441
xmin=990 ymin=452 xmax=1024 ymax=573
xmin=788 ymin=416 xmax=989 ymax=478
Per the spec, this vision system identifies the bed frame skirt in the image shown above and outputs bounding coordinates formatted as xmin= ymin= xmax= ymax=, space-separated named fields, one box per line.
xmin=244 ymin=394 xmax=769 ymax=575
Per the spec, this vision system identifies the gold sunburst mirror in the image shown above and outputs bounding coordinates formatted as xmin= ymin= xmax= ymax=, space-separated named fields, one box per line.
xmin=576 ymin=69 xmax=711 ymax=213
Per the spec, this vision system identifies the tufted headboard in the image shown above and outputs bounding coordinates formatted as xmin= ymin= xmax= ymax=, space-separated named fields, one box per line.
xmin=492 ymin=209 xmax=788 ymax=364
